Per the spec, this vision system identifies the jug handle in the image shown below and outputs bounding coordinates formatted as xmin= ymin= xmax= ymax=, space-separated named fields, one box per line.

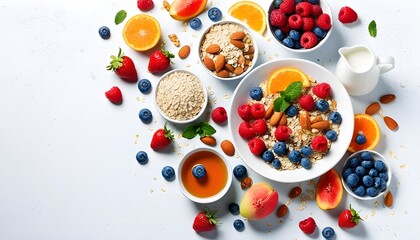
xmin=377 ymin=56 xmax=395 ymax=73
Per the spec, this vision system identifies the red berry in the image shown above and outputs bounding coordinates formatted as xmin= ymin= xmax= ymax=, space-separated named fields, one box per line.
xmin=137 ymin=0 xmax=154 ymax=11
xmin=248 ymin=138 xmax=266 ymax=155
xmin=311 ymin=4 xmax=323 ymax=18
xmin=288 ymin=14 xmax=303 ymax=29
xmin=274 ymin=125 xmax=292 ymax=141
xmin=299 ymin=217 xmax=317 ymax=234
xmin=312 ymin=83 xmax=331 ymax=98
xmin=270 ymin=9 xmax=287 ymax=27
xmin=279 ymin=24 xmax=291 ymax=33
xmin=238 ymin=104 xmax=252 ymax=121
xmin=338 ymin=6 xmax=358 ymax=24
xmin=105 ymin=86 xmax=123 ymax=104
xmin=238 ymin=122 xmax=256 ymax=140
xmin=250 ymin=103 xmax=266 ymax=119
xmin=300 ymin=32 xmax=318 ymax=49
xmin=296 ymin=2 xmax=312 ymax=17
xmin=211 ymin=107 xmax=228 ymax=124
xmin=317 ymin=13 xmax=332 ymax=30
xmin=279 ymin=0 xmax=295 ymax=14
xmin=299 ymin=94 xmax=315 ymax=110
xmin=252 ymin=119 xmax=268 ymax=135
xmin=311 ymin=135 xmax=328 ymax=152
xmin=302 ymin=17 xmax=316 ymax=32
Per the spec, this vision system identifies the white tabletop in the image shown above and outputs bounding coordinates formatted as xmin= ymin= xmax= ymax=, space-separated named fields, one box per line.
xmin=1 ymin=0 xmax=419 ymax=239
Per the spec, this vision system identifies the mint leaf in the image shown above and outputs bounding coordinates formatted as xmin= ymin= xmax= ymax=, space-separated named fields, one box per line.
xmin=274 ymin=96 xmax=290 ymax=112
xmin=182 ymin=122 xmax=216 ymax=139
xmin=200 ymin=122 xmax=216 ymax=136
xmin=284 ymin=82 xmax=302 ymax=100
xmin=115 ymin=10 xmax=127 ymax=25
xmin=368 ymin=20 xmax=377 ymax=37
xmin=182 ymin=124 xmax=199 ymax=139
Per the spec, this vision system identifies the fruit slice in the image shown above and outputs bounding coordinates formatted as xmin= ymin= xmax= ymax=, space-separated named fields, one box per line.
xmin=266 ymin=67 xmax=311 ymax=94
xmin=347 ymin=114 xmax=381 ymax=153
xmin=169 ymin=0 xmax=207 ymax=21
xmin=240 ymin=182 xmax=279 ymax=220
xmin=123 ymin=14 xmax=161 ymax=51
xmin=316 ymin=169 xmax=343 ymax=210
xmin=228 ymin=1 xmax=267 ymax=34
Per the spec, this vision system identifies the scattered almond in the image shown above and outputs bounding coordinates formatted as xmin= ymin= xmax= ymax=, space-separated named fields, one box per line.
xmin=279 ymin=112 xmax=287 ymax=126
xmin=203 ymin=57 xmax=215 ymax=71
xmin=310 ymin=120 xmax=330 ymax=130
xmin=264 ymin=103 xmax=274 ymax=119
xmin=206 ymin=44 xmax=221 ymax=54
xmin=200 ymin=136 xmax=216 ymax=146
xmin=216 ymin=70 xmax=229 ymax=78
xmin=365 ymin=102 xmax=381 ymax=115
xmin=269 ymin=111 xmax=282 ymax=126
xmin=241 ymin=176 xmax=253 ymax=190
xmin=230 ymin=39 xmax=245 ymax=49
xmin=276 ymin=204 xmax=288 ymax=218
xmin=384 ymin=190 xmax=393 ymax=207
xmin=230 ymin=31 xmax=246 ymax=40
xmin=379 ymin=94 xmax=396 ymax=104
xmin=299 ymin=110 xmax=311 ymax=130
xmin=178 ymin=45 xmax=190 ymax=59
xmin=220 ymin=140 xmax=235 ymax=156
xmin=384 ymin=116 xmax=399 ymax=131
xmin=288 ymin=186 xmax=302 ymax=199
xmin=214 ymin=55 xmax=225 ymax=72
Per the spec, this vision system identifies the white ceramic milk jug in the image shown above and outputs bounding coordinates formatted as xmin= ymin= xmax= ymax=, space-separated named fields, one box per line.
xmin=335 ymin=45 xmax=394 ymax=96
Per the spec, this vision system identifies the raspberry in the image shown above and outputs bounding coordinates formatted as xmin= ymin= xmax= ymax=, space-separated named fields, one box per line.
xmin=311 ymin=4 xmax=323 ymax=18
xmin=312 ymin=83 xmax=331 ymax=98
xmin=298 ymin=94 xmax=315 ymax=110
xmin=105 ymin=86 xmax=123 ymax=104
xmin=299 ymin=217 xmax=317 ymax=234
xmin=137 ymin=0 xmax=154 ymax=11
xmin=311 ymin=135 xmax=328 ymax=152
xmin=317 ymin=13 xmax=332 ymax=30
xmin=296 ymin=2 xmax=312 ymax=17
xmin=248 ymin=138 xmax=266 ymax=155
xmin=302 ymin=17 xmax=315 ymax=32
xmin=279 ymin=24 xmax=291 ymax=33
xmin=338 ymin=6 xmax=358 ymax=24
xmin=250 ymin=103 xmax=266 ymax=119
xmin=270 ymin=9 xmax=287 ymax=27
xmin=300 ymin=32 xmax=318 ymax=49
xmin=211 ymin=107 xmax=228 ymax=124
xmin=288 ymin=14 xmax=303 ymax=29
xmin=238 ymin=121 xmax=256 ymax=140
xmin=279 ymin=0 xmax=295 ymax=14
xmin=238 ymin=104 xmax=252 ymax=121
xmin=252 ymin=119 xmax=268 ymax=135
xmin=274 ymin=125 xmax=292 ymax=141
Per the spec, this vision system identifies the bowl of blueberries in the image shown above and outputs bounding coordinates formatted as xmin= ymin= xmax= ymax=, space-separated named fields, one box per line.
xmin=341 ymin=150 xmax=392 ymax=200
xmin=267 ymin=0 xmax=333 ymax=52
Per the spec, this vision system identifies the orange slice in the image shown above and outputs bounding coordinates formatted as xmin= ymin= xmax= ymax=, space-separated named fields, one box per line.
xmin=123 ymin=14 xmax=161 ymax=51
xmin=266 ymin=67 xmax=311 ymax=94
xmin=228 ymin=1 xmax=267 ymax=34
xmin=348 ymin=114 xmax=381 ymax=153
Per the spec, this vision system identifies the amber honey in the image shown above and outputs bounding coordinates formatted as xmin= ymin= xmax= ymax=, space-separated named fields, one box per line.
xmin=181 ymin=151 xmax=228 ymax=198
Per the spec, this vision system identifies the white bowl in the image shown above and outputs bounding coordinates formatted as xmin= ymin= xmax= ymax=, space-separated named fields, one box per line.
xmin=228 ymin=58 xmax=354 ymax=183
xmin=154 ymin=69 xmax=208 ymax=124
xmin=341 ymin=150 xmax=392 ymax=200
xmin=267 ymin=0 xmax=333 ymax=53
xmin=177 ymin=147 xmax=233 ymax=204
xmin=198 ymin=20 xmax=259 ymax=81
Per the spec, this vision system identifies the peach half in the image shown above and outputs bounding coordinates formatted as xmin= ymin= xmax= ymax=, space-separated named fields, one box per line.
xmin=240 ymin=182 xmax=279 ymax=220
xmin=316 ymin=169 xmax=343 ymax=210
xmin=169 ymin=0 xmax=208 ymax=21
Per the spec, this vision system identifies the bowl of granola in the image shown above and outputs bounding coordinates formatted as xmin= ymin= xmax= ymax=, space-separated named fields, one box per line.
xmin=198 ymin=20 xmax=258 ymax=81
xmin=228 ymin=59 xmax=354 ymax=183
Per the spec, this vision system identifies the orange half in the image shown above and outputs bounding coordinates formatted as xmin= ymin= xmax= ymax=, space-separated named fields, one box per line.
xmin=347 ymin=114 xmax=381 ymax=153
xmin=123 ymin=14 xmax=161 ymax=51
xmin=228 ymin=1 xmax=267 ymax=34
xmin=266 ymin=67 xmax=311 ymax=94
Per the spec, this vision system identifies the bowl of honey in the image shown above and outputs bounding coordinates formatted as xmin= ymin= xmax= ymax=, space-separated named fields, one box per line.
xmin=178 ymin=147 xmax=233 ymax=203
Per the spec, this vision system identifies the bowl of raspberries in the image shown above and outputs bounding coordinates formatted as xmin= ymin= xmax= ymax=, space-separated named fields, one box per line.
xmin=268 ymin=0 xmax=333 ymax=52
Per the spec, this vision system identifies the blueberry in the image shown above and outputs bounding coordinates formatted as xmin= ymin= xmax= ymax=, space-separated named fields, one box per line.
xmin=307 ymin=0 xmax=319 ymax=4
xmin=233 ymin=165 xmax=247 ymax=180
xmin=272 ymin=158 xmax=281 ymax=169
xmin=373 ymin=177 xmax=387 ymax=191
xmin=273 ymin=142 xmax=287 ymax=156
xmin=294 ymin=0 xmax=303 ymax=3
xmin=250 ymin=87 xmax=263 ymax=100
xmin=342 ymin=167 xmax=354 ymax=179
xmin=274 ymin=29 xmax=285 ymax=41
xmin=362 ymin=175 xmax=373 ymax=187
xmin=346 ymin=173 xmax=359 ymax=188
xmin=261 ymin=150 xmax=275 ymax=163
xmin=286 ymin=105 xmax=298 ymax=117
xmin=233 ymin=219 xmax=245 ymax=231
xmin=293 ymin=40 xmax=302 ymax=49
xmin=353 ymin=185 xmax=366 ymax=197
xmin=192 ymin=164 xmax=206 ymax=178
xmin=329 ymin=111 xmax=342 ymax=124
xmin=355 ymin=166 xmax=366 ymax=176
xmin=189 ymin=18 xmax=202 ymax=30
xmin=348 ymin=157 xmax=360 ymax=168
xmin=313 ymin=27 xmax=326 ymax=39
xmin=325 ymin=130 xmax=337 ymax=141
xmin=379 ymin=172 xmax=388 ymax=181
xmin=136 ymin=151 xmax=148 ymax=165
xmin=355 ymin=134 xmax=367 ymax=145
xmin=360 ymin=151 xmax=373 ymax=161
xmin=366 ymin=187 xmax=379 ymax=197
xmin=361 ymin=160 xmax=373 ymax=169
xmin=273 ymin=0 xmax=283 ymax=8
xmin=282 ymin=36 xmax=294 ymax=48
xmin=301 ymin=157 xmax=311 ymax=169
xmin=208 ymin=7 xmax=222 ymax=22
xmin=301 ymin=146 xmax=313 ymax=157
xmin=316 ymin=99 xmax=330 ymax=112
xmin=138 ymin=79 xmax=152 ymax=94
xmin=374 ymin=160 xmax=387 ymax=172
xmin=139 ymin=108 xmax=153 ymax=123
xmin=288 ymin=150 xmax=301 ymax=163
xmin=161 ymin=166 xmax=175 ymax=181
xmin=228 ymin=202 xmax=240 ymax=215
xmin=321 ymin=226 xmax=335 ymax=240
xmin=368 ymin=168 xmax=378 ymax=177
xmin=98 ymin=26 xmax=111 ymax=39
xmin=289 ymin=30 xmax=301 ymax=41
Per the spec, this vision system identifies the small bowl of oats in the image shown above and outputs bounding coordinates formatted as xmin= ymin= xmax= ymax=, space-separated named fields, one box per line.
xmin=155 ymin=69 xmax=208 ymax=124
xmin=198 ymin=20 xmax=259 ymax=81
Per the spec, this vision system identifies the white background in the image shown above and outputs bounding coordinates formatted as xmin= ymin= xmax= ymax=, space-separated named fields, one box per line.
xmin=1 ymin=0 xmax=419 ymax=239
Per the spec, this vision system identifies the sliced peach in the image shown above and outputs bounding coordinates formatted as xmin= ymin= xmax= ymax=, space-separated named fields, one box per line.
xmin=240 ymin=182 xmax=279 ymax=220
xmin=316 ymin=169 xmax=343 ymax=210
xmin=169 ymin=0 xmax=208 ymax=21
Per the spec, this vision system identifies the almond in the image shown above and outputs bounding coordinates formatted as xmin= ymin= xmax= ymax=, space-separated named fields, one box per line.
xmin=216 ymin=70 xmax=229 ymax=78
xmin=234 ymin=67 xmax=244 ymax=75
xmin=269 ymin=111 xmax=282 ymax=126
xmin=203 ymin=57 xmax=215 ymax=71
xmin=220 ymin=140 xmax=235 ymax=156
xmin=224 ymin=63 xmax=235 ymax=72
xmin=264 ymin=103 xmax=274 ymax=119
xmin=230 ymin=39 xmax=245 ymax=49
xmin=230 ymin=31 xmax=246 ymax=40
xmin=246 ymin=46 xmax=255 ymax=54
xmin=238 ymin=55 xmax=246 ymax=65
xmin=279 ymin=111 xmax=287 ymax=126
xmin=365 ymin=102 xmax=381 ymax=115
xmin=384 ymin=116 xmax=399 ymax=131
xmin=288 ymin=186 xmax=302 ymax=199
xmin=178 ymin=45 xmax=190 ymax=59
xmin=200 ymin=136 xmax=216 ymax=146
xmin=241 ymin=176 xmax=253 ymax=190
xmin=206 ymin=44 xmax=220 ymax=54
xmin=310 ymin=115 xmax=323 ymax=124
xmin=379 ymin=94 xmax=396 ymax=104
xmin=276 ymin=204 xmax=288 ymax=218
xmin=299 ymin=110 xmax=311 ymax=130
xmin=384 ymin=190 xmax=393 ymax=207
xmin=310 ymin=120 xmax=330 ymax=130
xmin=214 ymin=55 xmax=225 ymax=72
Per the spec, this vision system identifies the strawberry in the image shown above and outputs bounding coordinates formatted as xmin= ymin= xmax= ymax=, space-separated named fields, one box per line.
xmin=148 ymin=49 xmax=175 ymax=73
xmin=105 ymin=86 xmax=123 ymax=104
xmin=338 ymin=6 xmax=358 ymax=24
xmin=150 ymin=123 xmax=174 ymax=151
xmin=192 ymin=208 xmax=218 ymax=232
xmin=106 ymin=48 xmax=138 ymax=82
xmin=299 ymin=217 xmax=316 ymax=234
xmin=338 ymin=205 xmax=363 ymax=228
xmin=137 ymin=0 xmax=154 ymax=11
